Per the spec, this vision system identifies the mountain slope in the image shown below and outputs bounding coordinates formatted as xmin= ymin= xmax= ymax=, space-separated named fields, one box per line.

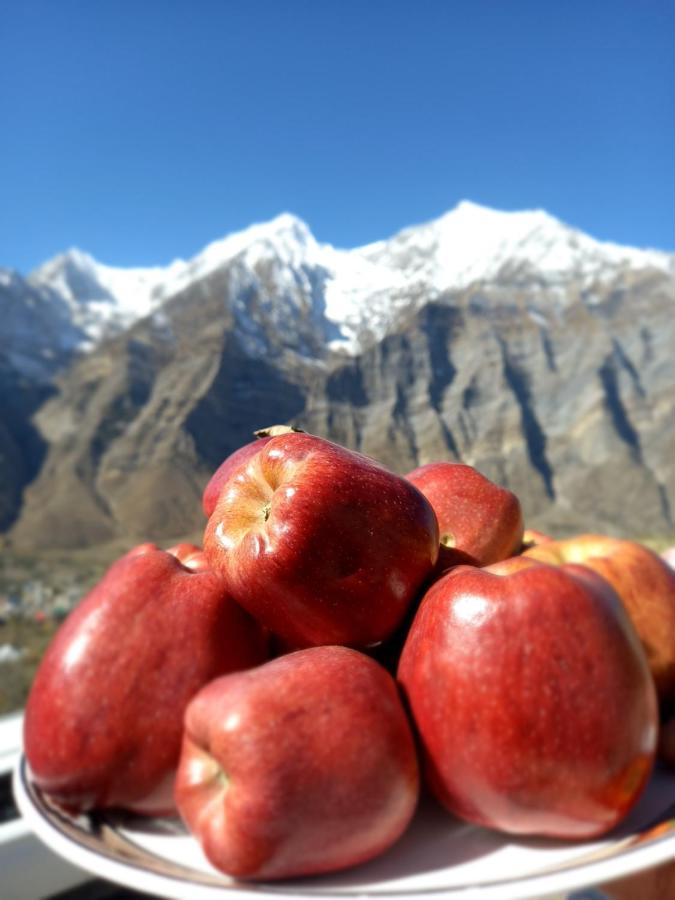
xmin=0 ymin=269 xmax=85 ymax=530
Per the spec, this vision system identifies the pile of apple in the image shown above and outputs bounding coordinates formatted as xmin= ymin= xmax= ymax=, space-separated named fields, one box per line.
xmin=23 ymin=426 xmax=675 ymax=881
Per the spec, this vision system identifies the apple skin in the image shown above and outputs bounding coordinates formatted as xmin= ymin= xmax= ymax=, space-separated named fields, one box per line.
xmin=23 ymin=543 xmax=268 ymax=815
xmin=523 ymin=535 xmax=675 ymax=714
xmin=203 ymin=439 xmax=273 ymax=519
xmin=175 ymin=645 xmax=419 ymax=880
xmin=398 ymin=559 xmax=658 ymax=838
xmin=267 ymin=551 xmax=475 ymax=677
xmin=662 ymin=546 xmax=675 ymax=571
xmin=405 ymin=462 xmax=523 ymax=567
xmin=202 ymin=425 xmax=302 ymax=518
xmin=204 ymin=432 xmax=439 ymax=649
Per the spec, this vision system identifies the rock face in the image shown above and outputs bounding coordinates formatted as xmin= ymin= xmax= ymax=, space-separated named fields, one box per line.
xmin=0 ymin=269 xmax=84 ymax=530
xmin=4 ymin=203 xmax=675 ymax=548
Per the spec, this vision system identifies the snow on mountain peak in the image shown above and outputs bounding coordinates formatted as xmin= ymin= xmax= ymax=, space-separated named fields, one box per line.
xmin=358 ymin=200 xmax=672 ymax=293
xmin=20 ymin=203 xmax=674 ymax=356
xmin=317 ymin=200 xmax=674 ymax=351
xmin=185 ymin=212 xmax=320 ymax=284
xmin=29 ymin=247 xmax=188 ymax=343
xmin=22 ymin=213 xmax=324 ymax=349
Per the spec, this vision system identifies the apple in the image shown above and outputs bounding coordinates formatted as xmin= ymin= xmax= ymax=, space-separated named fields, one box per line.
xmin=204 ymin=431 xmax=439 ymax=648
xmin=175 ymin=645 xmax=419 ymax=880
xmin=163 ymin=542 xmax=210 ymax=570
xmin=520 ymin=528 xmax=554 ymax=552
xmin=23 ymin=543 xmax=268 ymax=814
xmin=398 ymin=559 xmax=658 ymax=838
xmin=662 ymin=546 xmax=675 ymax=571
xmin=202 ymin=425 xmax=301 ymax=518
xmin=405 ymin=462 xmax=523 ymax=568
xmin=523 ymin=535 xmax=675 ymax=713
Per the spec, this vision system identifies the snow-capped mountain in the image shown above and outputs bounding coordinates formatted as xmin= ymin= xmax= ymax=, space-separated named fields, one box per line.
xmin=4 ymin=201 xmax=675 ymax=549
xmin=0 ymin=267 xmax=84 ymax=381
xmin=360 ymin=200 xmax=673 ymax=290
xmin=27 ymin=248 xmax=187 ymax=345
xmin=23 ymin=201 xmax=675 ymax=356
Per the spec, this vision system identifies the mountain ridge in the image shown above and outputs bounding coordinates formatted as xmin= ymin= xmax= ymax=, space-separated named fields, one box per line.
xmin=14 ymin=201 xmax=675 ymax=356
xmin=2 ymin=202 xmax=674 ymax=548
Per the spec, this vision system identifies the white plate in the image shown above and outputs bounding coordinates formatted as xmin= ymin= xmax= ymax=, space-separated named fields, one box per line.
xmin=13 ymin=756 xmax=675 ymax=900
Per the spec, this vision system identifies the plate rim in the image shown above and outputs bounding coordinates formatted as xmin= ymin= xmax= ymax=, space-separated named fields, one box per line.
xmin=13 ymin=755 xmax=675 ymax=900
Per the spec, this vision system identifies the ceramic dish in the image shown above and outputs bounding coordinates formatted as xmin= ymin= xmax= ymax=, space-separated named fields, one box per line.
xmin=14 ymin=756 xmax=675 ymax=900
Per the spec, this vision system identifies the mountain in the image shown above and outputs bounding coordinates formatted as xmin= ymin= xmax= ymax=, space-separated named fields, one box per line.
xmin=28 ymin=247 xmax=187 ymax=347
xmin=25 ymin=202 xmax=675 ymax=354
xmin=4 ymin=202 xmax=675 ymax=548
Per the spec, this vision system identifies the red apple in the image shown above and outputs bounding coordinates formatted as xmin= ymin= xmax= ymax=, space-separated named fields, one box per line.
xmin=405 ymin=462 xmax=523 ymax=567
xmin=202 ymin=425 xmax=301 ymax=518
xmin=175 ymin=645 xmax=419 ymax=880
xmin=23 ymin=543 xmax=268 ymax=814
xmin=398 ymin=559 xmax=658 ymax=838
xmin=163 ymin=542 xmax=210 ymax=570
xmin=520 ymin=528 xmax=554 ymax=552
xmin=204 ymin=432 xmax=439 ymax=648
xmin=523 ymin=535 xmax=675 ymax=712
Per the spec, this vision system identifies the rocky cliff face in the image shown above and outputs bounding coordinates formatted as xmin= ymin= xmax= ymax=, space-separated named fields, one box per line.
xmin=0 ymin=269 xmax=84 ymax=530
xmin=4 ymin=204 xmax=674 ymax=549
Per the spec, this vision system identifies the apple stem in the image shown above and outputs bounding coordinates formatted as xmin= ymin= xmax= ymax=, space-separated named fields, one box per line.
xmin=253 ymin=424 xmax=304 ymax=439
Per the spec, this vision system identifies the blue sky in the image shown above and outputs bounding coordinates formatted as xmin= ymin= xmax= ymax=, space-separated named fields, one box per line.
xmin=2 ymin=1 xmax=673 ymax=273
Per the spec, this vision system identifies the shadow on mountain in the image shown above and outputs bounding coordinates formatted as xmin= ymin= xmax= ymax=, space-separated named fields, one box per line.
xmin=184 ymin=334 xmax=308 ymax=470
xmin=0 ymin=367 xmax=54 ymax=531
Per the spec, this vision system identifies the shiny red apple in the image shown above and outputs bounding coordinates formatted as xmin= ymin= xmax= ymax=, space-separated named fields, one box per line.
xmin=405 ymin=462 xmax=523 ymax=568
xmin=24 ymin=543 xmax=268 ymax=814
xmin=523 ymin=535 xmax=675 ymax=713
xmin=204 ymin=431 xmax=439 ymax=648
xmin=398 ymin=558 xmax=658 ymax=838
xmin=175 ymin=645 xmax=419 ymax=880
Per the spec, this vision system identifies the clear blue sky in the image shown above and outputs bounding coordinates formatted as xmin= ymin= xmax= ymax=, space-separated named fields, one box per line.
xmin=1 ymin=0 xmax=673 ymax=273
